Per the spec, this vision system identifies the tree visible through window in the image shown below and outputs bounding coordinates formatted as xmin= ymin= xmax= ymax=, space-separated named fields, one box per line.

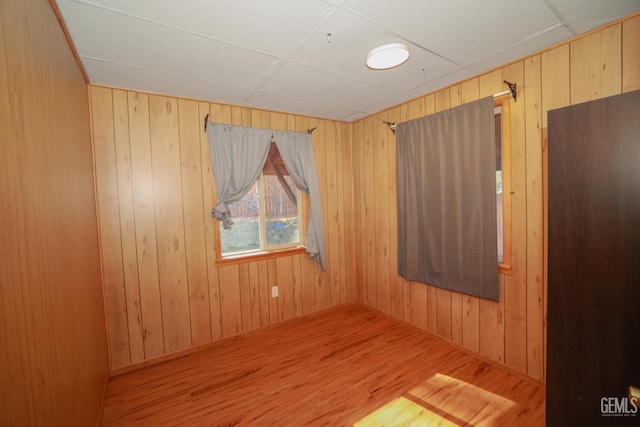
xmin=219 ymin=143 xmax=303 ymax=257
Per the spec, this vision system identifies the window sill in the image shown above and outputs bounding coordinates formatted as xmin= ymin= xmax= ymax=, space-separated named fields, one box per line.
xmin=216 ymin=246 xmax=306 ymax=267
xmin=498 ymin=263 xmax=512 ymax=275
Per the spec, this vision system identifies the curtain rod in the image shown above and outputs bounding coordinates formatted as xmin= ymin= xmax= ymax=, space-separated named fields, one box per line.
xmin=384 ymin=80 xmax=517 ymax=134
xmin=203 ymin=115 xmax=316 ymax=134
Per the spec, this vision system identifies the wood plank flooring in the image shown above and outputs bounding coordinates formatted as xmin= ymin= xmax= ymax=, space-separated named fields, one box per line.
xmin=101 ymin=304 xmax=544 ymax=426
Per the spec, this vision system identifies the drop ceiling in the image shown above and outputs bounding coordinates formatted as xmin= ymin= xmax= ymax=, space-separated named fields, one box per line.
xmin=56 ymin=0 xmax=640 ymax=122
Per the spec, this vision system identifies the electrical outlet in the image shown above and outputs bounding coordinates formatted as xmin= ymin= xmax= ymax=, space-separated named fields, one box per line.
xmin=271 ymin=286 xmax=278 ymax=298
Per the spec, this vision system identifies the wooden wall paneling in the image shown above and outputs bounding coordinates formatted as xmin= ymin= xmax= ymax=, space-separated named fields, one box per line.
xmin=0 ymin=175 xmax=33 ymax=425
xmin=177 ymin=98 xmax=211 ymax=346
xmin=433 ymin=88 xmax=453 ymax=342
xmin=459 ymin=78 xmax=481 ymax=354
xmin=257 ymin=259 xmax=271 ymax=326
xmin=410 ymin=282 xmax=429 ymax=332
xmin=541 ymin=44 xmax=571 ymax=381
xmin=1 ymin=1 xmax=108 ymax=423
xmin=286 ymin=114 xmax=306 ymax=317
xmin=309 ymin=118 xmax=331 ymax=310
xmin=324 ymin=119 xmax=341 ymax=307
xmin=353 ymin=118 xmax=365 ymax=305
xmin=351 ymin=121 xmax=364 ymax=304
xmin=148 ymin=95 xmax=191 ymax=353
xmin=292 ymin=255 xmax=304 ymax=316
xmin=541 ymin=45 xmax=571 ymax=128
xmin=500 ymin=62 xmax=527 ymax=371
xmin=91 ymin=88 xmax=356 ymax=369
xmin=622 ymin=14 xmax=640 ymax=92
xmin=478 ymin=69 xmax=506 ymax=363
xmin=342 ymin=122 xmax=357 ymax=302
xmin=523 ymin=54 xmax=546 ymax=379
xmin=335 ymin=122 xmax=348 ymax=303
xmin=112 ymin=89 xmax=145 ymax=363
xmin=270 ymin=111 xmax=286 ymax=130
xmin=407 ymin=96 xmax=426 ymax=119
xmin=127 ymin=91 xmax=165 ymax=359
xmin=386 ymin=105 xmax=404 ymax=320
xmin=570 ymin=24 xmax=622 ymax=104
xmin=92 ymin=87 xmax=130 ymax=368
xmin=198 ymin=101 xmax=223 ymax=341
xmin=0 ymin=11 xmax=35 ymax=420
xmin=276 ymin=256 xmax=295 ymax=321
xmin=247 ymin=261 xmax=262 ymax=329
xmin=218 ymin=264 xmax=242 ymax=336
xmin=286 ymin=116 xmax=306 ymax=315
xmin=334 ymin=121 xmax=348 ymax=304
xmin=362 ymin=117 xmax=377 ymax=307
xmin=373 ymin=112 xmax=391 ymax=315
xmin=267 ymin=258 xmax=279 ymax=324
xmin=404 ymin=97 xmax=429 ymax=331
xmin=294 ymin=115 xmax=317 ymax=315
xmin=238 ymin=263 xmax=252 ymax=332
xmin=397 ymin=104 xmax=412 ymax=324
xmin=298 ymin=254 xmax=315 ymax=316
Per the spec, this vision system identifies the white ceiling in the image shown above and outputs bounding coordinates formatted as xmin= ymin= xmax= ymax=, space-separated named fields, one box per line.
xmin=56 ymin=0 xmax=640 ymax=122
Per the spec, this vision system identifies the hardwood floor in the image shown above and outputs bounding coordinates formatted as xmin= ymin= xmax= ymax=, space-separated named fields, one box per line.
xmin=101 ymin=304 xmax=544 ymax=426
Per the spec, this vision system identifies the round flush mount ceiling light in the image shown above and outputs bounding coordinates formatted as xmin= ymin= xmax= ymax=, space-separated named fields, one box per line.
xmin=366 ymin=43 xmax=410 ymax=70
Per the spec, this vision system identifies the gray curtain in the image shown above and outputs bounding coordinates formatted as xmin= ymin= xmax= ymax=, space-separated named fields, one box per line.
xmin=396 ymin=96 xmax=498 ymax=301
xmin=207 ymin=122 xmax=326 ymax=270
xmin=272 ymin=130 xmax=326 ymax=270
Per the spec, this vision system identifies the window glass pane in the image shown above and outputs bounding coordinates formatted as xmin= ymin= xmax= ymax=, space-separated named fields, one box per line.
xmin=263 ymin=174 xmax=300 ymax=247
xmin=220 ymin=181 xmax=261 ymax=255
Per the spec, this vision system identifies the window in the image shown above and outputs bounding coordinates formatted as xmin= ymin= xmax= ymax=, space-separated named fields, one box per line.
xmin=215 ymin=143 xmax=305 ymax=261
xmin=494 ymin=95 xmax=511 ymax=272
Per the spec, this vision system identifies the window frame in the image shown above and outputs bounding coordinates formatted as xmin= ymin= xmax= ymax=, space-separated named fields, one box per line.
xmin=494 ymin=94 xmax=512 ymax=274
xmin=213 ymin=154 xmax=308 ymax=266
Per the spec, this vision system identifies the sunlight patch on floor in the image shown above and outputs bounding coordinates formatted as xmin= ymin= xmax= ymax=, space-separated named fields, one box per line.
xmin=354 ymin=396 xmax=459 ymax=426
xmin=354 ymin=373 xmax=518 ymax=426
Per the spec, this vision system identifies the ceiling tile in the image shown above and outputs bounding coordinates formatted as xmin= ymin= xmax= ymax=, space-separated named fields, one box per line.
xmin=545 ymin=0 xmax=640 ymax=34
xmin=257 ymin=62 xmax=402 ymax=112
xmin=60 ymin=1 xmax=284 ymax=89
xmin=83 ymin=58 xmax=257 ymax=106
xmin=467 ymin=23 xmax=572 ymax=73
xmin=289 ymin=8 xmax=463 ymax=93
xmin=341 ymin=0 xmax=563 ymax=66
xmin=245 ymin=91 xmax=361 ymax=122
xmin=55 ymin=0 xmax=640 ymax=122
xmin=67 ymin=0 xmax=337 ymax=58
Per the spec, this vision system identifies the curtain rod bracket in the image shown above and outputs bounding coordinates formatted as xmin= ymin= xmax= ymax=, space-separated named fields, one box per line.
xmin=503 ymin=80 xmax=517 ymax=101
xmin=204 ymin=113 xmax=210 ymax=132
xmin=307 ymin=127 xmax=316 ymax=134
xmin=383 ymin=121 xmax=397 ymax=135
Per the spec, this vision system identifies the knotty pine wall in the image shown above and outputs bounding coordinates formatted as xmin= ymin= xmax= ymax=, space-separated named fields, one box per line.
xmin=0 ymin=0 xmax=109 ymax=425
xmin=91 ymin=13 xmax=639 ymax=379
xmin=90 ymin=88 xmax=357 ymax=370
xmin=351 ymin=13 xmax=640 ymax=382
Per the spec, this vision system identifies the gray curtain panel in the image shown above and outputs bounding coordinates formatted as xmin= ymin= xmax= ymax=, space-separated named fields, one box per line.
xmin=208 ymin=123 xmax=271 ymax=229
xmin=396 ymin=96 xmax=498 ymax=301
xmin=207 ymin=122 xmax=326 ymax=270
xmin=273 ymin=130 xmax=326 ymax=271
